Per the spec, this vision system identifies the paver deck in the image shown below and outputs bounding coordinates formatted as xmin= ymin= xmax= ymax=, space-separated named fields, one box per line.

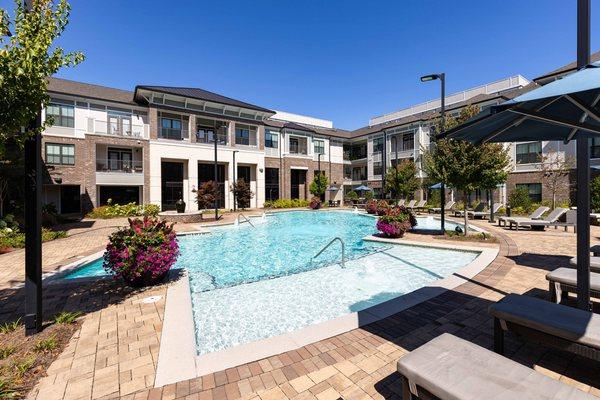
xmin=0 ymin=210 xmax=597 ymax=399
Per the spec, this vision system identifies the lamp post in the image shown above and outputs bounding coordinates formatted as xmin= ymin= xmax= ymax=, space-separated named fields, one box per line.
xmin=391 ymin=136 xmax=399 ymax=202
xmin=420 ymin=73 xmax=446 ymax=235
xmin=232 ymin=150 xmax=239 ymax=211
xmin=381 ymin=132 xmax=387 ymax=200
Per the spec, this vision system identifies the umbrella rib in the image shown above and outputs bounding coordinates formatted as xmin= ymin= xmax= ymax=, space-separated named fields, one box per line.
xmin=509 ymin=108 xmax=600 ymax=135
xmin=565 ymin=94 xmax=600 ymax=123
xmin=565 ymin=93 xmax=600 ymax=143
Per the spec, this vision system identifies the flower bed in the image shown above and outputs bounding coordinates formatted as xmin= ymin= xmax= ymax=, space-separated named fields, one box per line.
xmin=376 ymin=206 xmax=417 ymax=238
xmin=104 ymin=217 xmax=179 ymax=287
xmin=86 ymin=201 xmax=159 ymax=219
xmin=309 ymin=196 xmax=322 ymax=210
xmin=366 ymin=199 xmax=378 ymax=214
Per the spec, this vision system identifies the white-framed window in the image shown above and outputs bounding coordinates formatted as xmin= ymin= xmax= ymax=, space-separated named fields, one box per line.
xmin=46 ymin=143 xmax=75 ymax=165
xmin=313 ymin=139 xmax=325 ymax=155
xmin=235 ymin=124 xmax=257 ymax=145
xmin=265 ymin=131 xmax=279 ymax=148
xmin=516 ymin=142 xmax=542 ymax=164
xmin=46 ymin=103 xmax=74 ymax=127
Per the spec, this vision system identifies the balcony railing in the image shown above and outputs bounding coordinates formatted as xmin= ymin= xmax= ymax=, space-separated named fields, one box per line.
xmin=196 ymin=132 xmax=228 ymax=145
xmin=96 ymin=159 xmax=143 ymax=173
xmin=159 ymin=127 xmax=189 ymax=140
xmin=87 ymin=119 xmax=148 ymax=138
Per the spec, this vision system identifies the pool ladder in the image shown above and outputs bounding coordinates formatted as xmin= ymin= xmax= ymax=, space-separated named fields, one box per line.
xmin=237 ymin=213 xmax=256 ymax=228
xmin=313 ymin=237 xmax=346 ymax=268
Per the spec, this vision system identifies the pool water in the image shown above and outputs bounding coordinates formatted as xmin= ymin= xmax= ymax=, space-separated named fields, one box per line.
xmin=413 ymin=216 xmax=470 ymax=231
xmin=62 ymin=210 xmax=480 ymax=355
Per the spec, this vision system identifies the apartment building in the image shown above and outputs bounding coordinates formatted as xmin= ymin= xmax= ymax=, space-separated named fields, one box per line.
xmin=40 ymin=52 xmax=599 ymax=214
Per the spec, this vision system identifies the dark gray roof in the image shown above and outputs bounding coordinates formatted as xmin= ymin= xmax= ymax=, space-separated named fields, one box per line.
xmin=533 ymin=50 xmax=600 ymax=84
xmin=134 ymin=85 xmax=274 ymax=114
xmin=48 ymin=77 xmax=137 ymax=105
xmin=264 ymin=119 xmax=353 ymax=139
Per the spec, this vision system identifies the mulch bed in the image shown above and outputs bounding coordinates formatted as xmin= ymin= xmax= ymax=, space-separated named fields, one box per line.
xmin=0 ymin=320 xmax=80 ymax=399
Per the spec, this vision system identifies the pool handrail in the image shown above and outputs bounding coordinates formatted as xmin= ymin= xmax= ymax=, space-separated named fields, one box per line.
xmin=313 ymin=237 xmax=346 ymax=268
xmin=237 ymin=213 xmax=256 ymax=228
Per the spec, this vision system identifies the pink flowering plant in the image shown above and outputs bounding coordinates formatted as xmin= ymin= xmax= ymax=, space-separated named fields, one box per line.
xmin=365 ymin=199 xmax=378 ymax=214
xmin=376 ymin=206 xmax=417 ymax=238
xmin=103 ymin=217 xmax=179 ymax=287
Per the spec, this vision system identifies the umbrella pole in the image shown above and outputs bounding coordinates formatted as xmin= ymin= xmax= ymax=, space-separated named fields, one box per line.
xmin=576 ymin=0 xmax=591 ymax=311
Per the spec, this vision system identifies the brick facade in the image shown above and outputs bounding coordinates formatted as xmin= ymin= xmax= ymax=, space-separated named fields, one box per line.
xmin=506 ymin=170 xmax=574 ymax=205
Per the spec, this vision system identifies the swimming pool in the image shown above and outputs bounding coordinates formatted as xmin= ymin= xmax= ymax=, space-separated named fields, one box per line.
xmin=61 ymin=211 xmax=481 ymax=355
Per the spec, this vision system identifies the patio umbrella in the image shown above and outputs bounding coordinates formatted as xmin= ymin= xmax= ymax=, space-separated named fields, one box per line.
xmin=354 ymin=185 xmax=372 ymax=192
xmin=430 ymin=183 xmax=443 ymax=190
xmin=326 ymin=185 xmax=340 ymax=191
xmin=442 ymin=61 xmax=600 ymax=310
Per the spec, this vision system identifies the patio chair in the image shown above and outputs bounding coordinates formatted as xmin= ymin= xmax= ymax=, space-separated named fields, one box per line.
xmin=569 ymin=256 xmax=600 ymax=273
xmin=411 ymin=200 xmax=427 ymax=212
xmin=405 ymin=199 xmax=416 ymax=209
xmin=548 ymin=209 xmax=577 ymax=232
xmin=428 ymin=200 xmax=455 ymax=214
xmin=396 ymin=333 xmax=595 ymax=400
xmin=466 ymin=203 xmax=503 ymax=219
xmin=488 ymin=293 xmax=600 ymax=362
xmin=507 ymin=207 xmax=568 ymax=230
xmin=497 ymin=205 xmax=549 ymax=227
xmin=454 ymin=202 xmax=485 ymax=217
xmin=396 ymin=199 xmax=406 ymax=207
xmin=546 ymin=267 xmax=600 ymax=303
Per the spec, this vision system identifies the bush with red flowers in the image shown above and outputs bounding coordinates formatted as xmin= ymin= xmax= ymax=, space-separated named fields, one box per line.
xmin=366 ymin=199 xmax=378 ymax=214
xmin=309 ymin=196 xmax=322 ymax=210
xmin=376 ymin=200 xmax=389 ymax=216
xmin=104 ymin=217 xmax=179 ymax=287
xmin=376 ymin=206 xmax=417 ymax=238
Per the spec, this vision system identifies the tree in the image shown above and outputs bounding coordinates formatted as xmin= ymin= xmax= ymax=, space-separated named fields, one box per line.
xmin=423 ymin=139 xmax=510 ymax=235
xmin=385 ymin=159 xmax=420 ymax=200
xmin=231 ymin=178 xmax=254 ymax=209
xmin=0 ymin=0 xmax=84 ymax=151
xmin=309 ymin=173 xmax=328 ymax=199
xmin=0 ymin=142 xmax=24 ymax=216
xmin=196 ymin=181 xmax=219 ymax=210
xmin=591 ymin=176 xmax=600 ymax=212
xmin=537 ymin=149 xmax=574 ymax=209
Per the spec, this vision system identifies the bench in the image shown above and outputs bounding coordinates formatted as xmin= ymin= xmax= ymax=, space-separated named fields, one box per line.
xmin=488 ymin=294 xmax=600 ymax=362
xmin=396 ymin=333 xmax=595 ymax=400
xmin=546 ymin=267 xmax=600 ymax=303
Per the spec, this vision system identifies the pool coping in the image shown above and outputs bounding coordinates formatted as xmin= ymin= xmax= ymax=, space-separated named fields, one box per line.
xmin=154 ymin=239 xmax=498 ymax=386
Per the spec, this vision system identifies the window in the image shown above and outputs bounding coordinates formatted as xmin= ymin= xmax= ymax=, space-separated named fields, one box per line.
xmin=235 ymin=124 xmax=256 ymax=145
xmin=373 ymin=137 xmax=384 ymax=153
xmin=402 ymin=134 xmax=414 ymax=150
xmin=592 ymin=137 xmax=600 ymax=159
xmin=516 ymin=183 xmax=542 ymax=203
xmin=46 ymin=103 xmax=74 ymax=127
xmin=314 ymin=139 xmax=325 ymax=155
xmin=516 ymin=142 xmax=542 ymax=164
xmin=45 ymin=143 xmax=75 ymax=165
xmin=373 ymin=161 xmax=383 ymax=176
xmin=160 ymin=118 xmax=182 ymax=140
xmin=265 ymin=131 xmax=279 ymax=148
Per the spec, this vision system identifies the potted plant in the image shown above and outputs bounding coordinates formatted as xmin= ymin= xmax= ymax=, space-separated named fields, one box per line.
xmin=347 ymin=190 xmax=359 ymax=205
xmin=309 ymin=196 xmax=322 ymax=210
xmin=376 ymin=206 xmax=417 ymax=238
xmin=103 ymin=217 xmax=179 ymax=287
xmin=376 ymin=200 xmax=389 ymax=216
xmin=365 ymin=199 xmax=378 ymax=214
xmin=175 ymin=199 xmax=186 ymax=213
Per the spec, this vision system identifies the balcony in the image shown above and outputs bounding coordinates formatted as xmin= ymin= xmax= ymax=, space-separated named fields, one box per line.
xmin=159 ymin=127 xmax=189 ymax=141
xmin=289 ymin=138 xmax=308 ymax=155
xmin=87 ymin=118 xmax=149 ymax=139
xmin=196 ymin=132 xmax=228 ymax=145
xmin=96 ymin=159 xmax=144 ymax=185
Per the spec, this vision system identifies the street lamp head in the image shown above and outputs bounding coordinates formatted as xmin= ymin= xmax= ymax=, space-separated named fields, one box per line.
xmin=420 ymin=74 xmax=441 ymax=82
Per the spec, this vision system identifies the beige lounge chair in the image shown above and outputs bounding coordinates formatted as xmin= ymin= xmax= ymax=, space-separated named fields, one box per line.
xmin=507 ymin=207 xmax=568 ymax=230
xmin=396 ymin=199 xmax=406 ymax=207
xmin=454 ymin=202 xmax=485 ymax=217
xmin=467 ymin=203 xmax=503 ymax=219
xmin=428 ymin=200 xmax=455 ymax=214
xmin=498 ymin=205 xmax=549 ymax=227
xmin=405 ymin=199 xmax=416 ymax=209
xmin=410 ymin=200 xmax=427 ymax=211
xmin=489 ymin=293 xmax=600 ymax=362
xmin=396 ymin=333 xmax=595 ymax=400
xmin=569 ymin=255 xmax=600 ymax=273
xmin=546 ymin=267 xmax=600 ymax=303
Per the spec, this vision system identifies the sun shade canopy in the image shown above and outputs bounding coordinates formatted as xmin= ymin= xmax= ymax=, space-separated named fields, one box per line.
xmin=441 ymin=62 xmax=600 ymax=144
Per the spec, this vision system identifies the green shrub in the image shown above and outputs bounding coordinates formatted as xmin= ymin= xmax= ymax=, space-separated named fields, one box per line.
xmin=33 ymin=336 xmax=58 ymax=353
xmin=0 ymin=377 xmax=17 ymax=399
xmin=346 ymin=191 xmax=358 ymax=201
xmin=364 ymin=191 xmax=374 ymax=201
xmin=508 ymin=187 xmax=532 ymax=211
xmin=0 ymin=228 xmax=67 ymax=249
xmin=591 ymin=176 xmax=600 ymax=212
xmin=53 ymin=311 xmax=82 ymax=325
xmin=264 ymin=199 xmax=310 ymax=209
xmin=86 ymin=202 xmax=159 ymax=219
xmin=13 ymin=356 xmax=35 ymax=377
xmin=0 ymin=319 xmax=20 ymax=334
xmin=0 ymin=345 xmax=15 ymax=360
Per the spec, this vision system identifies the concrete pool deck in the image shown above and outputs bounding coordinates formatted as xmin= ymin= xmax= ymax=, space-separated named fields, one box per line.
xmin=1 ymin=211 xmax=598 ymax=399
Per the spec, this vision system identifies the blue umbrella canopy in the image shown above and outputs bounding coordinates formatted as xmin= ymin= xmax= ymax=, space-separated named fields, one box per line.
xmin=442 ymin=62 xmax=600 ymax=310
xmin=354 ymin=185 xmax=372 ymax=192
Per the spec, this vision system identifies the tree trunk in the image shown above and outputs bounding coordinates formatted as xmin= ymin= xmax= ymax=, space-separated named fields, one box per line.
xmin=552 ymin=192 xmax=556 ymax=210
xmin=463 ymin=190 xmax=469 ymax=236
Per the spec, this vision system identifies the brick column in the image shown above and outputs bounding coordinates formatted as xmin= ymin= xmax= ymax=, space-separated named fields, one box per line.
xmin=189 ymin=115 xmax=196 ymax=143
xmin=149 ymin=106 xmax=158 ymax=139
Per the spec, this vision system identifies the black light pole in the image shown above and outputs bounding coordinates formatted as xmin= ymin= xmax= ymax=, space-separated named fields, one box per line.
xmin=421 ymin=73 xmax=446 ymax=234
xmin=215 ymin=125 xmax=225 ymax=221
xmin=318 ymin=152 xmax=322 ymax=174
xmin=391 ymin=136 xmax=398 ymax=203
xmin=381 ymin=132 xmax=387 ymax=200
xmin=22 ymin=0 xmax=43 ymax=335
xmin=576 ymin=0 xmax=591 ymax=310
xmin=232 ymin=150 xmax=238 ymax=211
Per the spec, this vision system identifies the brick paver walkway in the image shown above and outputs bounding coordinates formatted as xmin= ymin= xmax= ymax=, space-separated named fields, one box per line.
xmin=0 ymin=212 xmax=597 ymax=399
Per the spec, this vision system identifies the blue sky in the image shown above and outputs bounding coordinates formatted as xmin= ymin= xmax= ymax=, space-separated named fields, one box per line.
xmin=3 ymin=0 xmax=598 ymax=129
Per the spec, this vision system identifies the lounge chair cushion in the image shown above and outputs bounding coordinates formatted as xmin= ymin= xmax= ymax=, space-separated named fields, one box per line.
xmin=396 ymin=333 xmax=595 ymax=400
xmin=546 ymin=267 xmax=600 ymax=290
xmin=488 ymin=294 xmax=600 ymax=350
xmin=569 ymin=256 xmax=600 ymax=273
